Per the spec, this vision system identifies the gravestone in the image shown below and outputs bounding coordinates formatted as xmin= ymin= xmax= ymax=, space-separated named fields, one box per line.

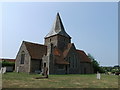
xmin=97 ymin=72 xmax=101 ymax=80
xmin=2 ymin=67 xmax=6 ymax=74
xmin=17 ymin=67 xmax=19 ymax=73
xmin=0 ymin=68 xmax=2 ymax=74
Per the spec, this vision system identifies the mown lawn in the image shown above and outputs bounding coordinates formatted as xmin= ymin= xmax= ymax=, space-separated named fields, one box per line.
xmin=2 ymin=72 xmax=119 ymax=88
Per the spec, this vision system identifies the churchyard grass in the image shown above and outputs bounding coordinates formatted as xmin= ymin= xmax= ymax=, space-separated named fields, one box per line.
xmin=2 ymin=72 xmax=119 ymax=88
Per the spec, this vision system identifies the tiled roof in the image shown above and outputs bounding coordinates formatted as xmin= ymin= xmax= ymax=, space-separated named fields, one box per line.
xmin=45 ymin=13 xmax=71 ymax=38
xmin=0 ymin=58 xmax=15 ymax=62
xmin=77 ymin=50 xmax=91 ymax=63
xmin=63 ymin=43 xmax=73 ymax=58
xmin=53 ymin=44 xmax=91 ymax=64
xmin=55 ymin=56 xmax=69 ymax=65
xmin=53 ymin=48 xmax=61 ymax=56
xmin=24 ymin=41 xmax=47 ymax=60
xmin=53 ymin=47 xmax=69 ymax=65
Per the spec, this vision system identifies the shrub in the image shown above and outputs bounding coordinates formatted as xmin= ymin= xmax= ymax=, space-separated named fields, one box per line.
xmin=1 ymin=61 xmax=15 ymax=67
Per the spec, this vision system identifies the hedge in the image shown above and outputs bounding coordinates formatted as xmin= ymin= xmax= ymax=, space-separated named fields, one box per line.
xmin=0 ymin=61 xmax=15 ymax=67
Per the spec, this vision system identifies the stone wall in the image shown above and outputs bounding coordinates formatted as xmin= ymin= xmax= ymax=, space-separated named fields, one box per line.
xmin=6 ymin=66 xmax=14 ymax=72
xmin=44 ymin=35 xmax=58 ymax=48
xmin=30 ymin=59 xmax=42 ymax=73
xmin=45 ymin=35 xmax=71 ymax=52
xmin=57 ymin=35 xmax=71 ymax=51
xmin=54 ymin=64 xmax=66 ymax=74
xmin=80 ymin=63 xmax=93 ymax=74
xmin=15 ymin=42 xmax=31 ymax=73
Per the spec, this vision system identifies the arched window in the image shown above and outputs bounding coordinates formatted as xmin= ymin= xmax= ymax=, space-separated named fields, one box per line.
xmin=20 ymin=51 xmax=25 ymax=64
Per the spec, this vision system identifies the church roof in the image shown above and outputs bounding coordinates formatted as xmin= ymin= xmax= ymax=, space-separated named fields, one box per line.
xmin=63 ymin=43 xmax=74 ymax=58
xmin=53 ymin=48 xmax=61 ymax=56
xmin=45 ymin=13 xmax=71 ymax=38
xmin=53 ymin=43 xmax=91 ymax=64
xmin=77 ymin=50 xmax=91 ymax=63
xmin=53 ymin=48 xmax=69 ymax=65
xmin=23 ymin=41 xmax=47 ymax=60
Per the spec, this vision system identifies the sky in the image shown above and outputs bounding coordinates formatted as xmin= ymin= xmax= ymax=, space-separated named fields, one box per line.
xmin=1 ymin=2 xmax=118 ymax=66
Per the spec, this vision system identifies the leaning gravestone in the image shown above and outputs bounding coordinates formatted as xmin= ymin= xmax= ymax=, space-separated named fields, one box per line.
xmin=0 ymin=67 xmax=3 ymax=74
xmin=0 ymin=68 xmax=2 ymax=74
xmin=2 ymin=67 xmax=6 ymax=74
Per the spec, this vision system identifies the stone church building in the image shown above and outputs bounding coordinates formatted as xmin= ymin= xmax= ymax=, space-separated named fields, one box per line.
xmin=15 ymin=13 xmax=94 ymax=74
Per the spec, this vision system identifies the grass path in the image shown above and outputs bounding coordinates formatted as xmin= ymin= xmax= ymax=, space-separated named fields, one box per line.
xmin=2 ymin=72 xmax=119 ymax=88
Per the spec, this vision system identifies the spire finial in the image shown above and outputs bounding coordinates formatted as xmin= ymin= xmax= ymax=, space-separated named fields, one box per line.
xmin=57 ymin=12 xmax=60 ymax=17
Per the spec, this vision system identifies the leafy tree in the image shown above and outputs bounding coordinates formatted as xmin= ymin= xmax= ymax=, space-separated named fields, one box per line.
xmin=88 ymin=53 xmax=105 ymax=73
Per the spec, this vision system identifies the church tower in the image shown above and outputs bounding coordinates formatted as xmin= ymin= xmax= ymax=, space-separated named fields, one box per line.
xmin=44 ymin=13 xmax=71 ymax=52
xmin=43 ymin=13 xmax=71 ymax=74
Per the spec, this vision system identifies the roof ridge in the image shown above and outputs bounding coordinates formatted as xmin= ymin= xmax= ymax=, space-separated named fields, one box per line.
xmin=76 ymin=49 xmax=84 ymax=52
xmin=77 ymin=50 xmax=91 ymax=63
xmin=63 ymin=43 xmax=73 ymax=58
xmin=23 ymin=41 xmax=46 ymax=46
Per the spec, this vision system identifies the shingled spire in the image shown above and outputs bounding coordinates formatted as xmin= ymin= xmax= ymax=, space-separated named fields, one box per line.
xmin=45 ymin=13 xmax=71 ymax=38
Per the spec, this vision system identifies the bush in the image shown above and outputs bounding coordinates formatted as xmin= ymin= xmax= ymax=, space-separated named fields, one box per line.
xmin=99 ymin=67 xmax=105 ymax=73
xmin=1 ymin=61 xmax=15 ymax=67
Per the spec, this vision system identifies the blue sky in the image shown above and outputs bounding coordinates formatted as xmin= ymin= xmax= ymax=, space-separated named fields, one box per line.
xmin=1 ymin=2 xmax=118 ymax=66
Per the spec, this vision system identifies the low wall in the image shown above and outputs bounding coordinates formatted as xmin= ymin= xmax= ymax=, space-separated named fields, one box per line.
xmin=6 ymin=66 xmax=14 ymax=72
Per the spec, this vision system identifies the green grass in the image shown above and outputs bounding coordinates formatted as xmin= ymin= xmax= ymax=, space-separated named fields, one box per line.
xmin=2 ymin=72 xmax=119 ymax=88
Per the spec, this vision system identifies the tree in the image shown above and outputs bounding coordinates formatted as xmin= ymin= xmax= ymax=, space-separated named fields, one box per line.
xmin=87 ymin=53 xmax=105 ymax=73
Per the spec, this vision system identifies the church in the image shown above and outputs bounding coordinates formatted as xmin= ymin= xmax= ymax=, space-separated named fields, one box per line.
xmin=15 ymin=13 xmax=94 ymax=74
